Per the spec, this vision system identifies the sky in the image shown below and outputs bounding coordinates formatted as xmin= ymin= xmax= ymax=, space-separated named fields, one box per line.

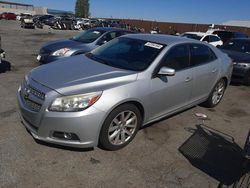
xmin=5 ymin=0 xmax=250 ymax=24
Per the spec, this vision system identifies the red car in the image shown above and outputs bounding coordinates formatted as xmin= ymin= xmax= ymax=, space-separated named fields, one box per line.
xmin=0 ymin=12 xmax=16 ymax=20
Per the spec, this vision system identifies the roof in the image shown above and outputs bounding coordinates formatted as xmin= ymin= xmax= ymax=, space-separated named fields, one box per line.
xmin=0 ymin=1 xmax=33 ymax=7
xmin=183 ymin=32 xmax=219 ymax=37
xmin=183 ymin=32 xmax=208 ymax=36
xmin=124 ymin=34 xmax=196 ymax=45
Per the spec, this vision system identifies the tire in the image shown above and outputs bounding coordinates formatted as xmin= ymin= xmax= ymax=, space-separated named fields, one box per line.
xmin=244 ymin=70 xmax=250 ymax=86
xmin=99 ymin=104 xmax=142 ymax=151
xmin=203 ymin=79 xmax=226 ymax=108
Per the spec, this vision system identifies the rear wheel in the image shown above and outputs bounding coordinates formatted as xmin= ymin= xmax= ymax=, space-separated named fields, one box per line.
xmin=203 ymin=79 xmax=226 ymax=108
xmin=99 ymin=104 xmax=141 ymax=151
xmin=244 ymin=70 xmax=250 ymax=86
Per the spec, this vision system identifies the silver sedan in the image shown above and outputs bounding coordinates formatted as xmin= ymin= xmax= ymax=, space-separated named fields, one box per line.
xmin=17 ymin=34 xmax=233 ymax=150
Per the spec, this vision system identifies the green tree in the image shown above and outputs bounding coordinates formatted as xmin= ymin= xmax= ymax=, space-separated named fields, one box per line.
xmin=75 ymin=0 xmax=89 ymax=18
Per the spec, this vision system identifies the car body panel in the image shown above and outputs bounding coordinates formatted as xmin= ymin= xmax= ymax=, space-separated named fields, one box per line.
xmin=18 ymin=34 xmax=232 ymax=148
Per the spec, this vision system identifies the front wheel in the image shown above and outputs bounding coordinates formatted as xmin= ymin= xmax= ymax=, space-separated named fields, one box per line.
xmin=244 ymin=70 xmax=250 ymax=86
xmin=99 ymin=104 xmax=142 ymax=151
xmin=203 ymin=79 xmax=226 ymax=108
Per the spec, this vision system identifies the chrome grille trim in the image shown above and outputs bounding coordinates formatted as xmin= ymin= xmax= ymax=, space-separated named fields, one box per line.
xmin=29 ymin=85 xmax=45 ymax=100
xmin=21 ymin=79 xmax=45 ymax=112
xmin=23 ymin=98 xmax=42 ymax=112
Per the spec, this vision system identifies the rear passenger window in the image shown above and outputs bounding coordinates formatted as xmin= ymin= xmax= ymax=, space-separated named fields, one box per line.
xmin=210 ymin=36 xmax=220 ymax=42
xmin=202 ymin=36 xmax=210 ymax=42
xmin=161 ymin=44 xmax=190 ymax=71
xmin=190 ymin=44 xmax=217 ymax=66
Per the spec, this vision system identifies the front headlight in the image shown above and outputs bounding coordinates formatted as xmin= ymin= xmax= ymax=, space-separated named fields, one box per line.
xmin=52 ymin=48 xmax=71 ymax=56
xmin=49 ymin=92 xmax=102 ymax=112
xmin=236 ymin=62 xmax=250 ymax=68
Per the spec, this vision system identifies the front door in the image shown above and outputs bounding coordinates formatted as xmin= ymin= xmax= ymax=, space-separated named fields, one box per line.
xmin=148 ymin=44 xmax=193 ymax=120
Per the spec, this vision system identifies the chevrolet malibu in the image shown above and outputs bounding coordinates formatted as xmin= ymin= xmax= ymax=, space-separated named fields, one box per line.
xmin=18 ymin=34 xmax=233 ymax=150
xmin=37 ymin=27 xmax=133 ymax=64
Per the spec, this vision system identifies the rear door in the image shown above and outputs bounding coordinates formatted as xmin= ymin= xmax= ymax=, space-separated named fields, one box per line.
xmin=149 ymin=44 xmax=193 ymax=120
xmin=189 ymin=44 xmax=219 ymax=103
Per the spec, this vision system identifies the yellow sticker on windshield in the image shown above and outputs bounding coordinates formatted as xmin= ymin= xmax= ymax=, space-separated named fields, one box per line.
xmin=145 ymin=42 xmax=163 ymax=49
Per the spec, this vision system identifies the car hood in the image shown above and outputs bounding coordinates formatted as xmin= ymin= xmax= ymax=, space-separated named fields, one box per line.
xmin=41 ymin=39 xmax=89 ymax=53
xmin=221 ymin=49 xmax=250 ymax=63
xmin=30 ymin=55 xmax=137 ymax=95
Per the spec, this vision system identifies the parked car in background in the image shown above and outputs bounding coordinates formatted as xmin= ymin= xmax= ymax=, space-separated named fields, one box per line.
xmin=76 ymin=18 xmax=90 ymax=29
xmin=20 ymin=15 xmax=35 ymax=29
xmin=220 ymin=38 xmax=250 ymax=85
xmin=45 ymin=16 xmax=76 ymax=30
xmin=19 ymin=34 xmax=232 ymax=150
xmin=33 ymin=14 xmax=54 ymax=24
xmin=181 ymin=32 xmax=223 ymax=47
xmin=37 ymin=27 xmax=134 ymax=64
xmin=207 ymin=29 xmax=248 ymax=44
xmin=0 ymin=12 xmax=16 ymax=20
xmin=17 ymin=13 xmax=32 ymax=21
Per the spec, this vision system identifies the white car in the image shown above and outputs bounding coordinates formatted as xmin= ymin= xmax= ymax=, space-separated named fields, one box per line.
xmin=76 ymin=18 xmax=90 ymax=28
xmin=17 ymin=13 xmax=32 ymax=21
xmin=181 ymin=32 xmax=223 ymax=47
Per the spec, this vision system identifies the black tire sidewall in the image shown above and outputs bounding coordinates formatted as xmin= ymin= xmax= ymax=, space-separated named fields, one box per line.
xmin=99 ymin=104 xmax=142 ymax=151
xmin=244 ymin=70 xmax=250 ymax=86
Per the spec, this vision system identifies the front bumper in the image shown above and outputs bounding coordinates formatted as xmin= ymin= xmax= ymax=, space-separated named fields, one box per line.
xmin=17 ymin=86 xmax=106 ymax=148
xmin=232 ymin=64 xmax=249 ymax=82
xmin=37 ymin=54 xmax=62 ymax=64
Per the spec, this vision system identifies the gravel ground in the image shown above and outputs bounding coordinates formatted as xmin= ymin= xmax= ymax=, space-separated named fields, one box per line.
xmin=0 ymin=20 xmax=249 ymax=188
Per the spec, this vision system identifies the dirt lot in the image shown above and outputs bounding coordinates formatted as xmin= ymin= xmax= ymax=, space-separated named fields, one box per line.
xmin=0 ymin=20 xmax=249 ymax=188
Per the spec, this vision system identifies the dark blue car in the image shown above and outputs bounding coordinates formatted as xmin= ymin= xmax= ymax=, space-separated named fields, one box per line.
xmin=220 ymin=38 xmax=250 ymax=85
xmin=37 ymin=27 xmax=133 ymax=64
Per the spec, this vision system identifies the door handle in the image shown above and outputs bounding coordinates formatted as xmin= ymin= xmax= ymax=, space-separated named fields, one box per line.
xmin=185 ymin=77 xmax=192 ymax=82
xmin=212 ymin=68 xmax=218 ymax=73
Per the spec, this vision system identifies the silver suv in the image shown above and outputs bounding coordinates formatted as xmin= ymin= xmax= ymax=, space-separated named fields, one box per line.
xmin=18 ymin=34 xmax=233 ymax=150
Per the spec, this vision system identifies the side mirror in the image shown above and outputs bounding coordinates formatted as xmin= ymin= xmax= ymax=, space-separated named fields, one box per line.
xmin=158 ymin=67 xmax=175 ymax=76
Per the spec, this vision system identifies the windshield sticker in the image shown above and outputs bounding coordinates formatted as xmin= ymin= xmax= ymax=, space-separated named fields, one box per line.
xmin=145 ymin=42 xmax=163 ymax=49
xmin=93 ymin=31 xmax=100 ymax=34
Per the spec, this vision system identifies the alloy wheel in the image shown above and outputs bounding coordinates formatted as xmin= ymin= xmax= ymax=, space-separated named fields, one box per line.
xmin=212 ymin=81 xmax=225 ymax=105
xmin=108 ymin=110 xmax=137 ymax=145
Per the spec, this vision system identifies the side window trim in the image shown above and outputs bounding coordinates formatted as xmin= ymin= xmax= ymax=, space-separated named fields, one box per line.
xmin=189 ymin=43 xmax=218 ymax=67
xmin=152 ymin=43 xmax=191 ymax=77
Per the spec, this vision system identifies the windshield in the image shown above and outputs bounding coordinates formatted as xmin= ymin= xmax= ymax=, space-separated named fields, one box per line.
xmin=86 ymin=37 xmax=165 ymax=71
xmin=222 ymin=40 xmax=250 ymax=54
xmin=181 ymin=34 xmax=202 ymax=40
xmin=72 ymin=30 xmax=105 ymax=43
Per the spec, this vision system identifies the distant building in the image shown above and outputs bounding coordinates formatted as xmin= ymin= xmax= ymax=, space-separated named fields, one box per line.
xmin=223 ymin=20 xmax=250 ymax=28
xmin=0 ymin=1 xmax=72 ymax=16
xmin=0 ymin=0 xmax=36 ymax=15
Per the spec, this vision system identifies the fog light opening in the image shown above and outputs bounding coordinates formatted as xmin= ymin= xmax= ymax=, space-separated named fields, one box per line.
xmin=64 ymin=133 xmax=72 ymax=140
xmin=52 ymin=131 xmax=80 ymax=141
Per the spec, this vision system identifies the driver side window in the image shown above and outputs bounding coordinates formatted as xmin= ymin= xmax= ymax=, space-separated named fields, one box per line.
xmin=161 ymin=44 xmax=190 ymax=71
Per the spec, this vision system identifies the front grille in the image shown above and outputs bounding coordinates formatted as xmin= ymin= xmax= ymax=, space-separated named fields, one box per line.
xmin=21 ymin=80 xmax=45 ymax=112
xmin=23 ymin=98 xmax=42 ymax=112
xmin=29 ymin=86 xmax=45 ymax=100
